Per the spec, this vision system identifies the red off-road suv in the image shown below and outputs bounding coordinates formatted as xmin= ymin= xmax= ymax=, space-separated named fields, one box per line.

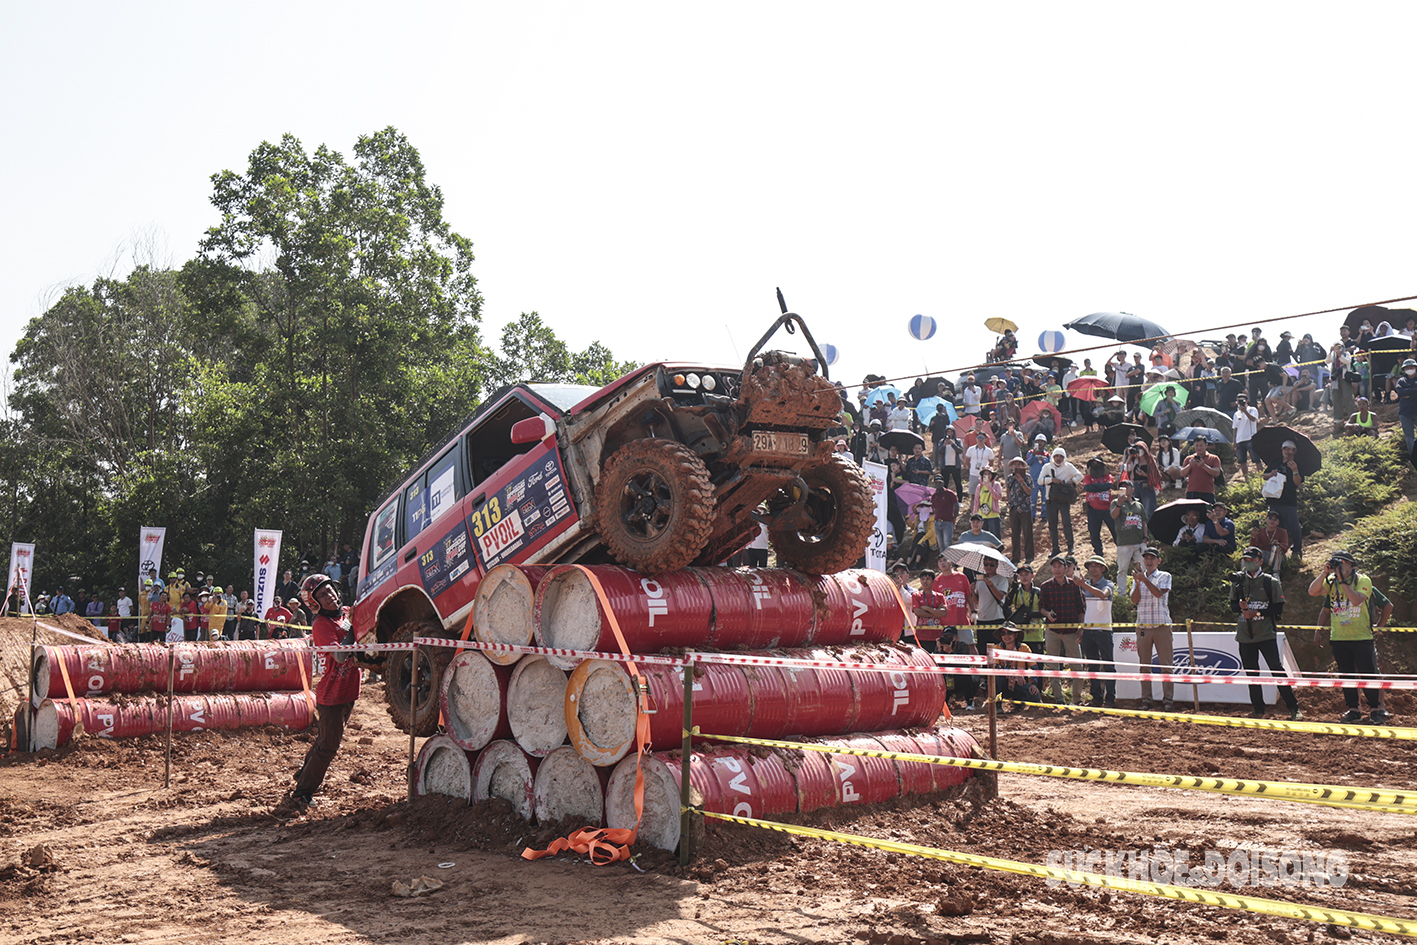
xmin=352 ymin=312 xmax=873 ymax=734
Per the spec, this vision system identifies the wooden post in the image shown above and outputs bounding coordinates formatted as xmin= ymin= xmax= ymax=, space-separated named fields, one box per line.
xmin=163 ymin=646 xmax=176 ymax=788
xmin=678 ymin=653 xmax=696 ymax=867
xmin=986 ymin=645 xmax=997 ymax=760
xmin=406 ymin=645 xmax=420 ymax=804
xmin=1186 ymin=619 xmax=1199 ymax=712
xmin=25 ymin=614 xmax=37 ymax=752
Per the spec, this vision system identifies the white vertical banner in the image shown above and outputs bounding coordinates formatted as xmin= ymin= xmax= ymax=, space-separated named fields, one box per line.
xmin=253 ymin=529 xmax=283 ymax=618
xmin=139 ymin=527 xmax=166 ymax=592
xmin=863 ymin=461 xmax=889 ymax=573
xmin=7 ymin=542 xmax=35 ymax=612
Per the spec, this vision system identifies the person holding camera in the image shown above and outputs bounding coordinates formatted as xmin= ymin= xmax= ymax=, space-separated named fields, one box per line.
xmin=1129 ymin=546 xmax=1175 ymax=711
xmin=1307 ymin=550 xmax=1387 ymax=724
xmin=1232 ymin=546 xmax=1301 ymax=720
xmin=1040 ymin=554 xmax=1086 ymax=704
xmin=1181 ymin=434 xmax=1223 ymax=504
xmin=1200 ymin=501 xmax=1236 ymax=555
xmin=1119 ymin=435 xmax=1162 ymax=519
xmin=1079 ymin=556 xmax=1117 ymax=708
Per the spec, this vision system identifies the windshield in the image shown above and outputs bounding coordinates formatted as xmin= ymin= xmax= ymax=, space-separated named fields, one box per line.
xmin=527 ymin=384 xmax=602 ymax=412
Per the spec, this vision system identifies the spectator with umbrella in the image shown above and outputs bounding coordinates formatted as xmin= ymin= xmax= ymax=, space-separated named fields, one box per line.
xmin=1254 ymin=428 xmax=1318 ymax=561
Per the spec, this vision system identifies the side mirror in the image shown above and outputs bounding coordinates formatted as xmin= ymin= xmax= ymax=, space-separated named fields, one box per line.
xmin=511 ymin=414 xmax=555 ymax=445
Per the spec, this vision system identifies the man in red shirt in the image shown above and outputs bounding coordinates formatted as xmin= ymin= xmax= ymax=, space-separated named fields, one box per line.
xmin=275 ymin=575 xmax=363 ymax=819
xmin=264 ymin=597 xmax=294 ymax=641
xmin=148 ymin=595 xmax=171 ymax=644
xmin=930 ymin=475 xmax=960 ymax=550
xmin=929 ymin=556 xmax=978 ymax=710
xmin=1181 ymin=434 xmax=1224 ymax=504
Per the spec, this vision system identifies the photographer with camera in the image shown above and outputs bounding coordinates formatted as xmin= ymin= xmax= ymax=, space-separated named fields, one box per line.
xmin=1231 ymin=546 xmax=1301 ymax=720
xmin=1307 ymin=550 xmax=1388 ymax=724
xmin=1181 ymin=433 xmax=1224 ymax=505
xmin=1129 ymin=546 xmax=1176 ymax=711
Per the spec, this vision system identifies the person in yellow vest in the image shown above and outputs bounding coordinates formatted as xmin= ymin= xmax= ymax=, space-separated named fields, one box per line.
xmin=138 ymin=578 xmax=153 ymax=636
xmin=207 ymin=586 xmax=228 ymax=640
xmin=167 ymin=570 xmax=191 ymax=608
xmin=971 ymin=467 xmax=1004 ymax=541
xmin=1308 ymin=550 xmax=1387 ymax=723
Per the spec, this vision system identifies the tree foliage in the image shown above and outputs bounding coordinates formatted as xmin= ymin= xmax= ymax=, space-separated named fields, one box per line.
xmin=0 ymin=128 xmax=635 ymax=596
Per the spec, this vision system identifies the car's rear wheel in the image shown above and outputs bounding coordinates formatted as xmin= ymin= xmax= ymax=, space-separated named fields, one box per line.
xmin=595 ymin=439 xmax=715 ymax=573
xmin=767 ymin=455 xmax=875 ymax=574
xmin=384 ymin=620 xmax=451 ymax=736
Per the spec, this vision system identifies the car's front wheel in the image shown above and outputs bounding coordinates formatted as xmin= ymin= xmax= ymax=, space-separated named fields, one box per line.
xmin=595 ymin=439 xmax=716 ymax=573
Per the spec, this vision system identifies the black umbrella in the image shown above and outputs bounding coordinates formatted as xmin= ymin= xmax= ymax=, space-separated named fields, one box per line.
xmin=1368 ymin=334 xmax=1416 ymax=380
xmin=1032 ymin=355 xmax=1073 ymax=373
xmin=1343 ymin=305 xmax=1392 ymax=335
xmin=1101 ymin=423 xmax=1153 ymax=455
xmin=1149 ymin=498 xmax=1212 ymax=545
xmin=1065 ymin=311 xmax=1171 ymax=347
xmin=1249 ymin=425 xmax=1321 ymax=477
xmin=879 ymin=429 xmax=925 ymax=453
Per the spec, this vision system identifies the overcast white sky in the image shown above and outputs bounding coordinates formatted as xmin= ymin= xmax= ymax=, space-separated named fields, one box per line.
xmin=4 ymin=2 xmax=1415 ymax=393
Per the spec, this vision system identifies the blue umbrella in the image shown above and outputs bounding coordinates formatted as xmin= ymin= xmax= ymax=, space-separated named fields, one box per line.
xmin=1064 ymin=311 xmax=1170 ymax=347
xmin=1175 ymin=425 xmax=1229 ymax=444
xmin=908 ymin=314 xmax=937 ymax=341
xmin=914 ymin=397 xmax=956 ymax=424
xmin=864 ymin=385 xmax=903 ymax=408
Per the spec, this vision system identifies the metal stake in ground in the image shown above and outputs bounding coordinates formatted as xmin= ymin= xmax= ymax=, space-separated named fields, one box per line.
xmin=164 ymin=646 xmax=175 ymax=788
xmin=406 ymin=644 xmax=420 ymax=805
xmin=986 ymin=646 xmax=997 ymax=760
xmin=679 ymin=651 xmax=695 ymax=867
xmin=1186 ymin=619 xmax=1199 ymax=712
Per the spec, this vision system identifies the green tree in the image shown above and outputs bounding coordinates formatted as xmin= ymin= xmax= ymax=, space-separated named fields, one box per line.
xmin=487 ymin=312 xmax=638 ymax=390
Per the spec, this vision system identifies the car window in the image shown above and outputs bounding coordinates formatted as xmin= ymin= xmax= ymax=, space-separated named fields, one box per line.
xmin=405 ymin=478 xmax=428 ymax=539
xmin=466 ymin=394 xmax=544 ymax=486
xmin=371 ymin=499 xmax=400 ymax=569
xmin=425 ymin=446 xmax=462 ymax=525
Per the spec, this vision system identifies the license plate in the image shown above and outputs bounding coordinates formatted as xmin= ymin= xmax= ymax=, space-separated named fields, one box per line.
xmin=751 ymin=431 xmax=810 ymax=455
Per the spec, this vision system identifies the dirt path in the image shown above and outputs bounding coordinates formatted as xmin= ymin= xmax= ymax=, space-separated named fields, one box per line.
xmin=2 ymin=685 xmax=1415 ymax=945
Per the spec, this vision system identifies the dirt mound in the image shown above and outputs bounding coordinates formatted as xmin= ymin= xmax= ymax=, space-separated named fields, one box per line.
xmin=0 ymin=616 xmax=110 ymax=724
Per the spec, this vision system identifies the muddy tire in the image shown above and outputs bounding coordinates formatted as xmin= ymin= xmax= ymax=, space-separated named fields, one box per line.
xmin=767 ymin=455 xmax=875 ymax=574
xmin=385 ymin=620 xmax=452 ymax=737
xmin=595 ymin=439 xmax=716 ymax=573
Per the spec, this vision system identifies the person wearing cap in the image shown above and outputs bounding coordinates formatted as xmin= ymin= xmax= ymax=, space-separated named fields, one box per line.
xmin=138 ymin=578 xmax=153 ymax=638
xmin=115 ymin=586 xmax=134 ymax=642
xmin=51 ymin=588 xmax=73 ymax=616
xmin=1081 ymin=458 xmax=1117 ymax=559
xmin=955 ymin=513 xmax=1004 ymax=550
xmin=1079 ymin=555 xmax=1117 ymax=708
xmin=166 ymin=572 xmax=185 ymax=609
xmin=1344 ymin=395 xmax=1377 ymax=437
xmin=265 ymin=596 xmax=294 ymax=641
xmin=1250 ymin=510 xmax=1290 ymax=574
xmin=1274 ymin=330 xmax=1295 ymax=367
xmin=992 ymin=624 xmax=1044 ymax=711
xmin=1180 ymin=434 xmax=1223 ymax=504
xmin=963 ymin=430 xmax=994 ymax=497
xmin=85 ymin=591 xmax=105 ymax=632
xmin=1231 ymin=546 xmax=1300 ymax=720
xmin=1038 ymin=447 xmax=1082 ymax=558
xmin=930 ymin=557 xmax=979 ymax=710
xmin=1005 ymin=456 xmax=1035 ymax=564
xmin=961 ymin=375 xmax=982 ymax=417
xmin=1039 ymin=554 xmax=1085 ymax=704
xmin=1244 ymin=331 xmax=1272 ymax=404
xmin=1262 ymin=439 xmax=1305 ymax=561
xmin=1200 ymin=501 xmax=1236 ymax=555
xmin=1128 ymin=546 xmax=1175 ymax=711
xmin=206 ymin=586 xmax=228 ymax=640
xmin=1231 ymin=391 xmax=1260 ymax=479
xmin=906 ymin=566 xmax=944 ymax=653
xmin=1308 ymin=551 xmax=1386 ymax=724
xmin=1003 ymin=563 xmax=1045 ymax=647
xmin=1109 ymin=479 xmax=1147 ymax=579
xmin=1396 ymin=358 xmax=1417 ymax=459
xmin=971 ymin=468 xmax=1004 ymax=541
xmin=973 ymin=554 xmax=1011 ymax=649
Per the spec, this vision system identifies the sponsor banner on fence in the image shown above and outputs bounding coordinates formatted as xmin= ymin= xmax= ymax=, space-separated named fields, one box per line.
xmin=1112 ymin=631 xmax=1300 ymax=704
xmin=139 ymin=526 xmax=165 ymax=592
xmin=253 ymin=529 xmax=283 ymax=618
xmin=863 ymin=461 xmax=888 ymax=574
xmin=7 ymin=542 xmax=35 ymax=612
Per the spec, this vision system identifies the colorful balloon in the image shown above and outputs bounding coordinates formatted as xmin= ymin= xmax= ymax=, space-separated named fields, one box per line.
xmin=908 ymin=314 xmax=936 ymax=341
xmin=1038 ymin=330 xmax=1066 ymax=353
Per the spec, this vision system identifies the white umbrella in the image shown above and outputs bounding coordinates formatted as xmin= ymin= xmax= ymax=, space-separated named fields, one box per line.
xmin=942 ymin=543 xmax=1016 ymax=577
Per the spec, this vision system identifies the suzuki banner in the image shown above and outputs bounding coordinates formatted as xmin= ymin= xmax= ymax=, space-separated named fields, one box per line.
xmin=1111 ymin=631 xmax=1301 ymax=705
xmin=863 ymin=461 xmax=889 ymax=573
xmin=138 ymin=527 xmax=165 ymax=592
xmin=7 ymin=542 xmax=35 ymax=613
xmin=253 ymin=530 xmax=283 ymax=619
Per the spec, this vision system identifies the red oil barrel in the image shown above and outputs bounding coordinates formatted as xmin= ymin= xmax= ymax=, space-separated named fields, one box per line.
xmin=565 ymin=659 xmax=751 ymax=767
xmin=697 ymin=568 xmax=815 ymax=648
xmin=506 ymin=657 xmax=568 ymax=757
xmin=845 ymin=645 xmax=947 ymax=733
xmin=807 ymin=570 xmax=907 ymax=645
xmin=535 ymin=566 xmax=714 ymax=668
xmin=440 ymin=650 xmax=515 ymax=751
xmin=791 ymin=747 xmax=841 ymax=813
xmin=737 ymin=652 xmax=856 ymax=738
xmin=31 ymin=640 xmax=313 ymax=706
xmin=819 ymin=734 xmax=901 ymax=807
xmin=26 ymin=691 xmax=314 ymax=750
xmin=531 ymin=745 xmax=610 ymax=827
xmin=472 ymin=739 xmax=540 ymax=821
xmin=415 ymin=734 xmax=477 ymax=801
xmin=473 ymin=564 xmax=551 ymax=666
xmin=885 ymin=729 xmax=973 ymax=793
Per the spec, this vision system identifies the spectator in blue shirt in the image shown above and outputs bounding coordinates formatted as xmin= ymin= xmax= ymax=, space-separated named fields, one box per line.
xmin=1200 ymin=501 xmax=1236 ymax=555
xmin=52 ymin=591 xmax=74 ymax=615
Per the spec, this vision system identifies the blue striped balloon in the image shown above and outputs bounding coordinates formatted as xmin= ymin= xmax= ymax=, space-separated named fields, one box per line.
xmin=1038 ymin=330 xmax=1067 ymax=353
xmin=819 ymin=343 xmax=839 ymax=366
xmin=908 ymin=314 xmax=937 ymax=341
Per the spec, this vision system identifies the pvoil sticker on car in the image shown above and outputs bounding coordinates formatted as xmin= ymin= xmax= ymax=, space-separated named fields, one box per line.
xmin=417 ymin=520 xmax=475 ymax=599
xmin=468 ymin=441 xmax=580 ymax=571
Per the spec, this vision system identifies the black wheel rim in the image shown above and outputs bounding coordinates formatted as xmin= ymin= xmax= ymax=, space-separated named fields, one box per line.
xmin=619 ymin=470 xmax=674 ymax=541
xmin=395 ymin=653 xmax=435 ymax=710
xmin=788 ymin=482 xmax=839 ymax=546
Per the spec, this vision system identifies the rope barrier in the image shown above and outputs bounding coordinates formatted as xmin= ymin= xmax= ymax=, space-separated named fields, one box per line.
xmin=1014 ymin=700 xmax=1417 ymax=739
xmin=699 ymin=812 xmax=1417 ymax=937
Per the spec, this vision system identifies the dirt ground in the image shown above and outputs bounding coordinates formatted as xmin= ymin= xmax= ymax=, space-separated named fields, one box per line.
xmin=3 ymin=652 xmax=1417 ymax=945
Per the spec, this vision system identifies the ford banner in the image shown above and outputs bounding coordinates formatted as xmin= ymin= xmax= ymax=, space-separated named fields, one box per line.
xmin=253 ymin=529 xmax=283 ymax=620
xmin=1112 ymin=631 xmax=1301 ymax=704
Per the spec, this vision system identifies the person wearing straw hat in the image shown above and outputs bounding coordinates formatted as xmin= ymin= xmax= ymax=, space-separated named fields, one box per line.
xmin=1079 ymin=556 xmax=1116 ymax=708
xmin=1005 ymin=457 xmax=1034 ymax=564
xmin=992 ymin=624 xmax=1043 ymax=712
xmin=1129 ymin=546 xmax=1175 ymax=712
xmin=1231 ymin=546 xmax=1300 ymax=720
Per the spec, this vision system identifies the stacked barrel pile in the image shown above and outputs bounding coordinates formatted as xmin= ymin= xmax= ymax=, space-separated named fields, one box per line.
xmin=415 ymin=563 xmax=985 ymax=851
xmin=17 ymin=640 xmax=315 ymax=750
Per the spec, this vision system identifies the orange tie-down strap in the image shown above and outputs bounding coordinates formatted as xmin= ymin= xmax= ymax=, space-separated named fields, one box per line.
xmin=523 ymin=565 xmax=651 ymax=866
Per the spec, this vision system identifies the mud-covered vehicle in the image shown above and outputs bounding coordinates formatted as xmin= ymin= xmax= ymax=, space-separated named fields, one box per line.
xmin=352 ymin=310 xmax=874 ymax=734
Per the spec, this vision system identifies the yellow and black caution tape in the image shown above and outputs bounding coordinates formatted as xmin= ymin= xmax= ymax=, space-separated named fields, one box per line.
xmin=1017 ymin=699 xmax=1417 ymax=739
xmin=695 ymin=731 xmax=1417 ymax=815
xmin=700 ymin=812 xmax=1417 ymax=938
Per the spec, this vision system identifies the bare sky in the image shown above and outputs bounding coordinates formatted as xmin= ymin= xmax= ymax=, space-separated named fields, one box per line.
xmin=4 ymin=2 xmax=1414 ymax=391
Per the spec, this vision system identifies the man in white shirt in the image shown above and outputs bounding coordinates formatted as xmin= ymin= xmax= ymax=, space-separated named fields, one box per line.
xmin=961 ymin=376 xmax=982 ymax=417
xmin=886 ymin=396 xmax=913 ymax=431
xmin=1232 ymin=392 xmax=1260 ymax=479
xmin=1128 ymin=546 xmax=1175 ymax=711
xmin=964 ymin=439 xmax=994 ymax=496
xmin=115 ymin=587 xmax=134 ymax=643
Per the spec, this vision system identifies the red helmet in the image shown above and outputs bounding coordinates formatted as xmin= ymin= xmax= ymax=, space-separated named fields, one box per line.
xmin=300 ymin=573 xmax=334 ymax=608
